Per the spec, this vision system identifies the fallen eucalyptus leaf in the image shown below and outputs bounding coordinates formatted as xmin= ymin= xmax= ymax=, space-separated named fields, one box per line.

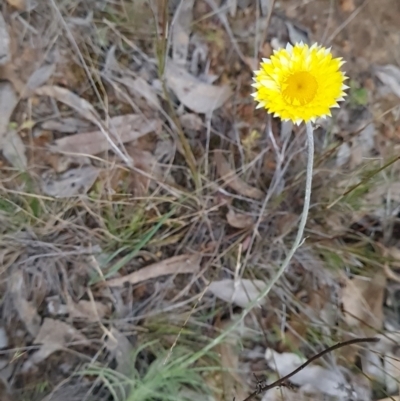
xmin=208 ymin=279 xmax=266 ymax=307
xmin=51 ymin=114 xmax=160 ymax=156
xmin=41 ymin=165 xmax=100 ymax=198
xmin=165 ymin=61 xmax=231 ymax=114
xmin=107 ymin=253 xmax=201 ymax=287
xmin=2 ymin=130 xmax=27 ymax=170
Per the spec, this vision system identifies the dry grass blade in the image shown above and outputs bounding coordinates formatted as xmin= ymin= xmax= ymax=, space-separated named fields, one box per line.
xmin=107 ymin=253 xmax=201 ymax=287
xmin=51 ymin=114 xmax=161 ymax=156
xmin=215 ymin=150 xmax=264 ymax=200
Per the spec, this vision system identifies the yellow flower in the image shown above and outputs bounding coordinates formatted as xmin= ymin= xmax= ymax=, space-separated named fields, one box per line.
xmin=252 ymin=42 xmax=348 ymax=124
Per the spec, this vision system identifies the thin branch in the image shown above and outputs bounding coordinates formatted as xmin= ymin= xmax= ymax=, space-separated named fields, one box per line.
xmin=241 ymin=337 xmax=379 ymax=401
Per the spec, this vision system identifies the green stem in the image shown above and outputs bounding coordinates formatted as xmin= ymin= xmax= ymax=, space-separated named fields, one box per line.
xmin=182 ymin=121 xmax=315 ymax=366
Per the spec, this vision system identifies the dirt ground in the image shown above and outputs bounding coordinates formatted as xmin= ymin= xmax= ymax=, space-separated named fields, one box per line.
xmin=1 ymin=0 xmax=400 ymax=400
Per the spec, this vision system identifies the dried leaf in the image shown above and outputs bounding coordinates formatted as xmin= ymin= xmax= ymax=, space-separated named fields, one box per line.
xmin=106 ymin=328 xmax=134 ymax=376
xmin=375 ymin=64 xmax=400 ymax=99
xmin=129 ymin=147 xmax=173 ymax=179
xmin=9 ymin=270 xmax=41 ymax=337
xmin=107 ymin=253 xmax=201 ymax=287
xmin=341 ymin=270 xmax=386 ymax=332
xmin=215 ymin=150 xmax=264 ymax=200
xmin=340 ymin=0 xmax=356 ymax=12
xmin=260 ymin=0 xmax=272 ymax=16
xmin=0 ymin=12 xmax=10 ymax=65
xmin=179 ymin=113 xmax=203 ymax=131
xmin=215 ymin=319 xmax=247 ymax=401
xmin=51 ymin=114 xmax=160 ymax=156
xmin=0 ymin=82 xmax=18 ymax=141
xmin=362 ymin=348 xmax=385 ymax=383
xmin=41 ymin=165 xmax=100 ymax=198
xmin=26 ymin=64 xmax=55 ymax=92
xmin=285 ymin=21 xmax=310 ymax=45
xmin=5 ymin=0 xmax=28 ymax=10
xmin=384 ymin=351 xmax=400 ymax=393
xmin=172 ymin=0 xmax=194 ymax=65
xmin=35 ymin=85 xmax=100 ymax=124
xmin=349 ymin=122 xmax=376 ymax=168
xmin=120 ymin=77 xmax=161 ymax=110
xmin=208 ymin=279 xmax=266 ymax=308
xmin=66 ymin=293 xmax=110 ymax=323
xmin=262 ymin=387 xmax=302 ymax=401
xmin=22 ymin=318 xmax=87 ymax=371
xmin=105 ymin=328 xmax=134 ymax=399
xmin=226 ymin=208 xmax=254 ymax=229
xmin=165 ymin=61 xmax=231 ymax=114
xmin=227 ymin=0 xmax=237 ymax=17
xmin=265 ymin=349 xmax=349 ymax=398
xmin=0 ymin=327 xmax=8 ymax=349
xmin=41 ymin=117 xmax=91 ymax=133
xmin=2 ymin=130 xmax=27 ymax=170
xmin=67 ymin=11 xmax=93 ymax=27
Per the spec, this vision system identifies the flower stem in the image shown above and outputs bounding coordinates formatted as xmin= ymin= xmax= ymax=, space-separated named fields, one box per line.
xmin=239 ymin=120 xmax=314 ymax=304
xmin=182 ymin=121 xmax=315 ymax=367
xmin=271 ymin=120 xmax=314 ymax=276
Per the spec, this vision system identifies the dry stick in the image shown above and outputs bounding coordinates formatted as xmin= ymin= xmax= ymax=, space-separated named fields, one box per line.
xmin=182 ymin=122 xmax=315 ymax=368
xmin=240 ymin=337 xmax=379 ymax=401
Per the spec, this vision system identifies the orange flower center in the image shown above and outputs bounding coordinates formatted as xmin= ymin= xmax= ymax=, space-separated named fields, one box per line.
xmin=282 ymin=71 xmax=318 ymax=106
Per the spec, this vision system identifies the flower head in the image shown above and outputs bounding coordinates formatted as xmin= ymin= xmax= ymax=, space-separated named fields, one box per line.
xmin=252 ymin=42 xmax=348 ymax=124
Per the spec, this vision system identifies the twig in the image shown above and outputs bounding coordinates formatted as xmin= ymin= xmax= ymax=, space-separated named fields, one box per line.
xmin=241 ymin=337 xmax=379 ymax=401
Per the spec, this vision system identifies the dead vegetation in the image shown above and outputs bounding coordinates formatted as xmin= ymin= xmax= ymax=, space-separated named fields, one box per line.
xmin=1 ymin=0 xmax=400 ymax=400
